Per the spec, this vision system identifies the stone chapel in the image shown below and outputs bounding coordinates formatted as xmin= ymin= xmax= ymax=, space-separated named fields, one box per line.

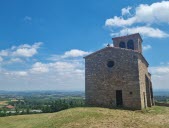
xmin=84 ymin=33 xmax=154 ymax=110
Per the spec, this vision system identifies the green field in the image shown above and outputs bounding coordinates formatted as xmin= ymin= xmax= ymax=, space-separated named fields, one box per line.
xmin=0 ymin=101 xmax=8 ymax=108
xmin=0 ymin=106 xmax=169 ymax=128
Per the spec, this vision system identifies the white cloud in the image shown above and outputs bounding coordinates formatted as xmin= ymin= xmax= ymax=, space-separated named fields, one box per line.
xmin=0 ymin=45 xmax=87 ymax=90
xmin=149 ymin=65 xmax=169 ymax=90
xmin=50 ymin=62 xmax=75 ymax=71
xmin=135 ymin=1 xmax=169 ymax=24
xmin=122 ymin=6 xmax=132 ymax=16
xmin=143 ymin=45 xmax=152 ymax=51
xmin=4 ymin=71 xmax=28 ymax=76
xmin=0 ymin=56 xmax=3 ymax=62
xmin=0 ymin=50 xmax=8 ymax=56
xmin=105 ymin=1 xmax=169 ymax=38
xmin=0 ymin=42 xmax=42 ymax=58
xmin=30 ymin=62 xmax=49 ymax=74
xmin=62 ymin=49 xmax=91 ymax=58
xmin=106 ymin=1 xmax=169 ymax=27
xmin=9 ymin=58 xmax=23 ymax=63
xmin=106 ymin=16 xmax=136 ymax=27
xmin=13 ymin=48 xmax=37 ymax=57
xmin=48 ymin=49 xmax=91 ymax=61
xmin=149 ymin=66 xmax=169 ymax=75
xmin=12 ymin=42 xmax=42 ymax=57
xmin=30 ymin=61 xmax=83 ymax=75
xmin=14 ymin=71 xmax=28 ymax=76
xmin=48 ymin=55 xmax=61 ymax=61
xmin=111 ymin=26 xmax=169 ymax=38
xmin=1 ymin=59 xmax=85 ymax=90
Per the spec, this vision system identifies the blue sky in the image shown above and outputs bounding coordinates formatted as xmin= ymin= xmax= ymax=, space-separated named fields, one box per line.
xmin=0 ymin=0 xmax=169 ymax=91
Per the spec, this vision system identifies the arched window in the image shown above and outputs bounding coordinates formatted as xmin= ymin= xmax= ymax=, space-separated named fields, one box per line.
xmin=119 ymin=42 xmax=126 ymax=48
xmin=127 ymin=40 xmax=134 ymax=50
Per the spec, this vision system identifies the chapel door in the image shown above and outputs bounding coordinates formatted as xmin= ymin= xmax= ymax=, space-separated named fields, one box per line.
xmin=116 ymin=90 xmax=123 ymax=106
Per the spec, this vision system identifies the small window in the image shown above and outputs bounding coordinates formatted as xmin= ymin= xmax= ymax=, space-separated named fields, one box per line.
xmin=127 ymin=40 xmax=134 ymax=50
xmin=119 ymin=42 xmax=126 ymax=48
xmin=129 ymin=92 xmax=133 ymax=95
xmin=107 ymin=60 xmax=114 ymax=68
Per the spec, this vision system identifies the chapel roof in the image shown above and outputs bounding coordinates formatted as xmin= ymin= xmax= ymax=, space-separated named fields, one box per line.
xmin=112 ymin=33 xmax=143 ymax=42
xmin=84 ymin=46 xmax=149 ymax=67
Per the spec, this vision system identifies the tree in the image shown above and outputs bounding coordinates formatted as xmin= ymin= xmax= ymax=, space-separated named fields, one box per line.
xmin=26 ymin=107 xmax=30 ymax=114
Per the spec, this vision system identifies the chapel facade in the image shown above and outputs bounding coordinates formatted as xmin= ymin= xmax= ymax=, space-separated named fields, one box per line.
xmin=84 ymin=33 xmax=154 ymax=110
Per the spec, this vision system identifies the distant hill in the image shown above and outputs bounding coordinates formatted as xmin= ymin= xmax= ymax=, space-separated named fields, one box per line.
xmin=0 ymin=90 xmax=169 ymax=96
xmin=154 ymin=90 xmax=169 ymax=96
xmin=0 ymin=106 xmax=169 ymax=128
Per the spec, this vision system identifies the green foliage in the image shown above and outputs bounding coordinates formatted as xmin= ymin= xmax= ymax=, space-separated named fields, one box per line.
xmin=42 ymin=99 xmax=85 ymax=113
xmin=0 ymin=97 xmax=85 ymax=117
xmin=0 ymin=91 xmax=85 ymax=117
xmin=26 ymin=107 xmax=30 ymax=114
xmin=141 ymin=106 xmax=168 ymax=115
xmin=154 ymin=96 xmax=169 ymax=103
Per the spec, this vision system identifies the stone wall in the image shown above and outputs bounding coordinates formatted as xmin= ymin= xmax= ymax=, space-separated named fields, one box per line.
xmin=138 ymin=58 xmax=148 ymax=109
xmin=85 ymin=47 xmax=142 ymax=109
xmin=138 ymin=56 xmax=154 ymax=109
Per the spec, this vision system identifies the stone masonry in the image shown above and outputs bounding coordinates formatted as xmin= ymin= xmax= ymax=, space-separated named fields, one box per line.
xmin=84 ymin=33 xmax=154 ymax=110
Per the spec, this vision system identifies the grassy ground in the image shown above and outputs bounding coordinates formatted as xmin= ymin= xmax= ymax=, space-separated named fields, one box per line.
xmin=0 ymin=106 xmax=169 ymax=128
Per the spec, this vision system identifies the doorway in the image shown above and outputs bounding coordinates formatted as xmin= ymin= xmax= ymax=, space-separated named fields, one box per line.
xmin=116 ymin=90 xmax=123 ymax=106
xmin=143 ymin=92 xmax=146 ymax=108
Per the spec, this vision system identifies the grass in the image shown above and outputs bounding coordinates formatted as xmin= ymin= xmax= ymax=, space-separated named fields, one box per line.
xmin=141 ymin=106 xmax=168 ymax=114
xmin=0 ymin=106 xmax=169 ymax=128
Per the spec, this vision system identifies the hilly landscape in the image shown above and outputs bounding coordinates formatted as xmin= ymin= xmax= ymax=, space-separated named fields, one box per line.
xmin=0 ymin=106 xmax=169 ymax=128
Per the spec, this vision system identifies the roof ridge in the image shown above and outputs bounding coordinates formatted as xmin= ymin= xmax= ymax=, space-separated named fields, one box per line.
xmin=84 ymin=46 xmax=139 ymax=59
xmin=112 ymin=33 xmax=142 ymax=41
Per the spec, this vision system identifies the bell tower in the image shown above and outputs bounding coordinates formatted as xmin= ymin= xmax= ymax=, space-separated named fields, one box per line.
xmin=112 ymin=33 xmax=143 ymax=53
